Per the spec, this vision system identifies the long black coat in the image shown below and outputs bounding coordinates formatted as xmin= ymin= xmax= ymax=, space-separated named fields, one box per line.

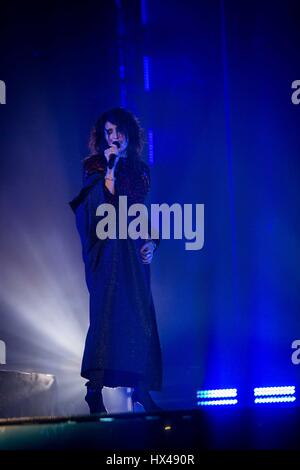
xmin=69 ymin=156 xmax=162 ymax=391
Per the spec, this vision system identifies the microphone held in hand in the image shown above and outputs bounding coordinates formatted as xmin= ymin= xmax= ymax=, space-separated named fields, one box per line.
xmin=108 ymin=141 xmax=120 ymax=169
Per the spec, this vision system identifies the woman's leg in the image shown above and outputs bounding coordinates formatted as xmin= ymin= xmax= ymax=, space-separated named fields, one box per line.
xmin=132 ymin=377 xmax=162 ymax=412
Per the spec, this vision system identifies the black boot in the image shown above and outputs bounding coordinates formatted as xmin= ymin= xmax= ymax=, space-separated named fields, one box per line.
xmin=85 ymin=383 xmax=107 ymax=414
xmin=131 ymin=387 xmax=162 ymax=412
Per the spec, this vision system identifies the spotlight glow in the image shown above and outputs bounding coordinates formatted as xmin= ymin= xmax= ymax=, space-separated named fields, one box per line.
xmin=0 ymin=138 xmax=97 ymax=416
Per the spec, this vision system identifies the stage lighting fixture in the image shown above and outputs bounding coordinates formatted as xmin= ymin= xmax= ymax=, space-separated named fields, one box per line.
xmin=253 ymin=385 xmax=296 ymax=405
xmin=196 ymin=388 xmax=238 ymax=406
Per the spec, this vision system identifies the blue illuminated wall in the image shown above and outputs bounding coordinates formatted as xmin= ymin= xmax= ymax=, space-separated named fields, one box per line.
xmin=144 ymin=0 xmax=300 ymax=400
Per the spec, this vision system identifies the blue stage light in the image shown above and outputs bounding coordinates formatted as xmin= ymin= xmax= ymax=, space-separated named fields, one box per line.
xmin=197 ymin=399 xmax=238 ymax=406
xmin=143 ymin=56 xmax=150 ymax=91
xmin=119 ymin=64 xmax=125 ymax=80
xmin=197 ymin=388 xmax=237 ymax=399
xmin=254 ymin=396 xmax=296 ymax=404
xmin=141 ymin=0 xmax=148 ymax=25
xmin=254 ymin=386 xmax=295 ymax=396
xmin=148 ymin=129 xmax=154 ymax=164
xmin=120 ymin=84 xmax=127 ymax=107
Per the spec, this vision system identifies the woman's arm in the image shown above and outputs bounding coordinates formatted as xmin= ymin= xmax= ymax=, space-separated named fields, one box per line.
xmin=104 ymin=165 xmax=117 ymax=195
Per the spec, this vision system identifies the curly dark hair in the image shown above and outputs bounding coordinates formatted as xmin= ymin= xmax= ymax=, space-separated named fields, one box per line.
xmin=89 ymin=107 xmax=145 ymax=161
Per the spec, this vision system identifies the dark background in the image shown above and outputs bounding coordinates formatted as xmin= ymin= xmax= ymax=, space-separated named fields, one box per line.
xmin=0 ymin=0 xmax=299 ymax=413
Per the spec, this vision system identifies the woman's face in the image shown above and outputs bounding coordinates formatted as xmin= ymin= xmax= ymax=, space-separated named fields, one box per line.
xmin=104 ymin=121 xmax=128 ymax=153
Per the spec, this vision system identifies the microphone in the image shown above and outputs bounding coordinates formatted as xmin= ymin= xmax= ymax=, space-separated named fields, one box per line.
xmin=107 ymin=141 xmax=120 ymax=169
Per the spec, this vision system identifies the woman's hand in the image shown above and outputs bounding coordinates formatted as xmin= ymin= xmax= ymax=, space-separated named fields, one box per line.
xmin=140 ymin=240 xmax=156 ymax=264
xmin=104 ymin=144 xmax=120 ymax=195
xmin=104 ymin=144 xmax=120 ymax=167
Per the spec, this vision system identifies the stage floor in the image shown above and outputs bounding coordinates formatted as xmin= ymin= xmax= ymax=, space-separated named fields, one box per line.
xmin=0 ymin=405 xmax=299 ymax=452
